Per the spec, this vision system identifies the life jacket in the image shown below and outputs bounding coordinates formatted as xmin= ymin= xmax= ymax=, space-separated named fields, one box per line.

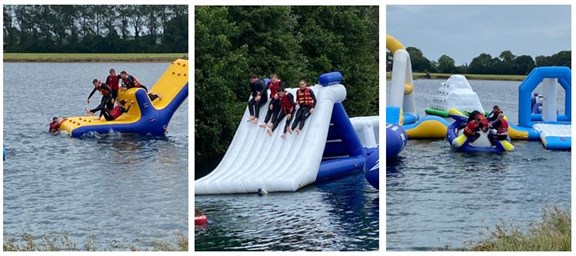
xmin=49 ymin=121 xmax=60 ymax=133
xmin=296 ymin=88 xmax=314 ymax=107
xmin=106 ymin=75 xmax=120 ymax=91
xmin=496 ymin=119 xmax=509 ymax=135
xmin=97 ymin=84 xmax=111 ymax=97
xmin=123 ymin=75 xmax=141 ymax=88
xmin=463 ymin=121 xmax=479 ymax=137
xmin=268 ymin=80 xmax=280 ymax=99
xmin=479 ymin=115 xmax=489 ymax=128
xmin=280 ymin=93 xmax=295 ymax=113
xmin=109 ymin=106 xmax=124 ymax=119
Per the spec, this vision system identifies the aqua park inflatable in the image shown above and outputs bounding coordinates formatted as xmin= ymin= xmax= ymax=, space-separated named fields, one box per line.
xmin=364 ymin=146 xmax=379 ymax=189
xmin=58 ymin=59 xmax=188 ymax=137
xmin=195 ymin=72 xmax=379 ymax=194
xmin=446 ymin=109 xmax=515 ymax=153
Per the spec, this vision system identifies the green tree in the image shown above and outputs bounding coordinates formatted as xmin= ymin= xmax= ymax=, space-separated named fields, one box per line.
xmin=406 ymin=46 xmax=432 ymax=72
xmin=511 ymin=55 xmax=535 ymax=75
xmin=468 ymin=53 xmax=495 ymax=74
xmin=437 ymin=55 xmax=457 ymax=73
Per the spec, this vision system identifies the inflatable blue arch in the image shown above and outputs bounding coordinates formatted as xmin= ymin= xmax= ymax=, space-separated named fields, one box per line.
xmin=518 ymin=67 xmax=571 ymax=127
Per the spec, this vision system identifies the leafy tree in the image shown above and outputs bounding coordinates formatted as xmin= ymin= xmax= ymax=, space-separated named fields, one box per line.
xmin=437 ymin=55 xmax=457 ymax=73
xmin=511 ymin=55 xmax=535 ymax=75
xmin=406 ymin=46 xmax=432 ymax=72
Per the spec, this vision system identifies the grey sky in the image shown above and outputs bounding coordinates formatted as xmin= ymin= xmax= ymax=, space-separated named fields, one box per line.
xmin=387 ymin=5 xmax=571 ymax=65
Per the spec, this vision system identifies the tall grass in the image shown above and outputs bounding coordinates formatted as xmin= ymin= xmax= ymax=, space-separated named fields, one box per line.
xmin=3 ymin=231 xmax=188 ymax=251
xmin=470 ymin=207 xmax=571 ymax=251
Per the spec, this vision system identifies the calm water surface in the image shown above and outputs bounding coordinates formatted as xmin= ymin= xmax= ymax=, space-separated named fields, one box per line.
xmin=195 ymin=160 xmax=379 ymax=251
xmin=4 ymin=63 xmax=188 ymax=250
xmin=386 ymin=79 xmax=570 ymax=250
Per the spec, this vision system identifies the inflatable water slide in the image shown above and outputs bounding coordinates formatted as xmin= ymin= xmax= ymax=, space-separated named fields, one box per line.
xmin=58 ymin=59 xmax=188 ymax=137
xmin=195 ymin=72 xmax=373 ymax=194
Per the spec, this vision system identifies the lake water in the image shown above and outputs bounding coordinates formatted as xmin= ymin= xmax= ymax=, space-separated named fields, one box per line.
xmin=195 ymin=160 xmax=379 ymax=251
xmin=3 ymin=63 xmax=188 ymax=250
xmin=386 ymin=79 xmax=571 ymax=250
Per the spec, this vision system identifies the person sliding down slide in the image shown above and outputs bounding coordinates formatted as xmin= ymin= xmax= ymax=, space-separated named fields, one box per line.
xmin=102 ymin=99 xmax=134 ymax=121
xmin=260 ymin=74 xmax=284 ymax=129
xmin=246 ymin=74 xmax=268 ymax=123
xmin=288 ymin=79 xmax=316 ymax=135
xmin=266 ymin=88 xmax=295 ymax=138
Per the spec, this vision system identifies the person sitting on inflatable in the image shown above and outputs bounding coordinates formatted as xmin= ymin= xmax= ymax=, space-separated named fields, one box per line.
xmin=267 ymin=88 xmax=295 ymax=138
xmin=289 ymin=79 xmax=316 ymax=135
xmin=463 ymin=116 xmax=482 ymax=143
xmin=102 ymin=99 xmax=134 ymax=121
xmin=246 ymin=73 xmax=268 ymax=124
xmin=487 ymin=105 xmax=503 ymax=122
xmin=488 ymin=113 xmax=509 ymax=145
xmin=49 ymin=116 xmax=67 ymax=133
xmin=260 ymin=74 xmax=284 ymax=129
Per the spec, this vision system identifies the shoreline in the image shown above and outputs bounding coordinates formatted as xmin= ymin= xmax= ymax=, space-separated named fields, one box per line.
xmin=3 ymin=53 xmax=188 ymax=63
xmin=386 ymin=72 xmax=527 ymax=81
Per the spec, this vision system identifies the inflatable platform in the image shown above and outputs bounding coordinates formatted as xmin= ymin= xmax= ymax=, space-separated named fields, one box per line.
xmin=195 ymin=72 xmax=370 ymax=194
xmin=446 ymin=109 xmax=514 ymax=153
xmin=58 ymin=59 xmax=188 ymax=137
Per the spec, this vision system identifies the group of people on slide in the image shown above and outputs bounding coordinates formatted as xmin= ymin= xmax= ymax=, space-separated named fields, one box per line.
xmin=246 ymin=73 xmax=317 ymax=139
xmin=461 ymin=105 xmax=509 ymax=146
xmin=49 ymin=69 xmax=162 ymax=133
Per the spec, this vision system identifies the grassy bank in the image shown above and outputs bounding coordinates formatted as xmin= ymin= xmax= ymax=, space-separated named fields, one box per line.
xmin=3 ymin=53 xmax=187 ymax=62
xmin=386 ymin=72 xmax=526 ymax=81
xmin=470 ymin=207 xmax=571 ymax=251
xmin=3 ymin=232 xmax=188 ymax=251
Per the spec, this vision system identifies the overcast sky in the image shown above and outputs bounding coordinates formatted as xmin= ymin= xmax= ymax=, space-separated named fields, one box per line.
xmin=387 ymin=5 xmax=571 ymax=65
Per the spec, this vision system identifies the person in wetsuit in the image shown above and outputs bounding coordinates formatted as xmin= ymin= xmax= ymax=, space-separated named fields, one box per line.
xmin=87 ymin=79 xmax=113 ymax=118
xmin=103 ymin=99 xmax=134 ymax=121
xmin=49 ymin=116 xmax=67 ymax=133
xmin=119 ymin=71 xmax=162 ymax=102
xmin=488 ymin=113 xmax=509 ymax=145
xmin=260 ymin=74 xmax=284 ymax=129
xmin=463 ymin=116 xmax=481 ymax=143
xmin=289 ymin=79 xmax=316 ymax=135
xmin=487 ymin=105 xmax=503 ymax=122
xmin=247 ymin=74 xmax=268 ymax=124
xmin=106 ymin=68 xmax=121 ymax=103
xmin=267 ymin=88 xmax=295 ymax=138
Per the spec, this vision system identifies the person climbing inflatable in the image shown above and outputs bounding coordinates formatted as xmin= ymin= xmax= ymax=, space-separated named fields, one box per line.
xmin=446 ymin=108 xmax=514 ymax=153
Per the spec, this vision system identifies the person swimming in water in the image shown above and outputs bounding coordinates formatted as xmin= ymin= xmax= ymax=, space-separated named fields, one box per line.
xmin=49 ymin=116 xmax=67 ymax=133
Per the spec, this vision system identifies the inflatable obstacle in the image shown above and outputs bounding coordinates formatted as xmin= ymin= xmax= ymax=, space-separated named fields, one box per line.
xmin=446 ymin=109 xmax=514 ymax=153
xmin=58 ymin=59 xmax=188 ymax=137
xmin=195 ymin=72 xmax=374 ymax=194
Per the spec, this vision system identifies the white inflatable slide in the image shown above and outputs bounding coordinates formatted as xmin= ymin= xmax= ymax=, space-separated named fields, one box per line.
xmin=195 ymin=83 xmax=347 ymax=194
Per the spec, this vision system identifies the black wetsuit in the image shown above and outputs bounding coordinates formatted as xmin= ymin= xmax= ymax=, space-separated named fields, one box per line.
xmin=247 ymin=79 xmax=268 ymax=118
xmin=88 ymin=83 xmax=113 ymax=117
xmin=291 ymin=89 xmax=317 ymax=130
xmin=488 ymin=119 xmax=508 ymax=142
xmin=487 ymin=110 xmax=502 ymax=122
xmin=271 ymin=93 xmax=295 ymax=133
xmin=263 ymin=81 xmax=285 ymax=124
xmin=121 ymin=75 xmax=161 ymax=101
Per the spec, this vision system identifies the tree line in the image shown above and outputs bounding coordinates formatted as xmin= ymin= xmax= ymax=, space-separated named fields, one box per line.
xmin=3 ymin=5 xmax=188 ymax=53
xmin=196 ymin=6 xmax=379 ymax=159
xmin=386 ymin=47 xmax=571 ymax=75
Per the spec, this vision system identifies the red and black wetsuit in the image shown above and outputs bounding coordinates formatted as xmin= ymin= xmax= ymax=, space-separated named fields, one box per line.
xmin=271 ymin=92 xmax=295 ymax=133
xmin=263 ymin=80 xmax=284 ymax=124
xmin=487 ymin=109 xmax=503 ymax=122
xmin=106 ymin=74 xmax=121 ymax=100
xmin=103 ymin=104 xmax=132 ymax=121
xmin=247 ymin=79 xmax=268 ymax=118
xmin=463 ymin=120 xmax=481 ymax=142
xmin=122 ymin=75 xmax=149 ymax=92
xmin=291 ymin=87 xmax=317 ymax=131
xmin=88 ymin=83 xmax=113 ymax=118
xmin=49 ymin=119 xmax=65 ymax=133
xmin=489 ymin=118 xmax=509 ymax=143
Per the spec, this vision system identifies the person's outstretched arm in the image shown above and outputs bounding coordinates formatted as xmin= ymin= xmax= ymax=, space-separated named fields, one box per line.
xmin=87 ymin=87 xmax=98 ymax=101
